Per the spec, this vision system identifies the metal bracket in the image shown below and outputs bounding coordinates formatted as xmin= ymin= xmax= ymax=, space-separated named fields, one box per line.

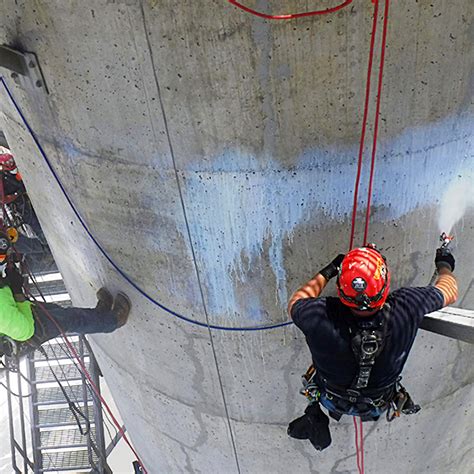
xmin=0 ymin=45 xmax=27 ymax=75
xmin=0 ymin=45 xmax=49 ymax=94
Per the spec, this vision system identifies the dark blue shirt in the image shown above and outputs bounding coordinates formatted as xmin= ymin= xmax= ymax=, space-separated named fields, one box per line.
xmin=291 ymin=287 xmax=444 ymax=389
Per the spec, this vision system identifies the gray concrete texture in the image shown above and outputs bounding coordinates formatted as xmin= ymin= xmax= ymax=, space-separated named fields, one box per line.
xmin=0 ymin=0 xmax=473 ymax=472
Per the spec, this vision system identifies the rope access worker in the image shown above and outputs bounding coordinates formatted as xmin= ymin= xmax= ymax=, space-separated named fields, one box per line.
xmin=0 ymin=263 xmax=131 ymax=359
xmin=287 ymin=244 xmax=457 ymax=451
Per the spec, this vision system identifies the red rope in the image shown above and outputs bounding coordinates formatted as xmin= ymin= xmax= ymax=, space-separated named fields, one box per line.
xmin=353 ymin=416 xmax=365 ymax=474
xmin=348 ymin=0 xmax=379 ymax=251
xmin=34 ymin=300 xmax=148 ymax=473
xmin=349 ymin=1 xmax=391 ymax=473
xmin=353 ymin=416 xmax=361 ymax=473
xmin=227 ymin=0 xmax=354 ymax=20
xmin=363 ymin=0 xmax=390 ymax=244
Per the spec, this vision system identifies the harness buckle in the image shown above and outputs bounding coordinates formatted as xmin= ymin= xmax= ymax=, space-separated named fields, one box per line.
xmin=346 ymin=388 xmax=360 ymax=403
xmin=360 ymin=332 xmax=379 ymax=359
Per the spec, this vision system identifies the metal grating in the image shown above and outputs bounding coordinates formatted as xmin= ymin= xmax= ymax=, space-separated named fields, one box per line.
xmin=38 ymin=405 xmax=93 ymax=427
xmin=41 ymin=449 xmax=97 ymax=470
xmin=34 ymin=363 xmax=87 ymax=383
xmin=30 ymin=279 xmax=67 ymax=296
xmin=34 ymin=341 xmax=83 ymax=360
xmin=36 ymin=385 xmax=93 ymax=405
xmin=40 ymin=427 xmax=95 ymax=448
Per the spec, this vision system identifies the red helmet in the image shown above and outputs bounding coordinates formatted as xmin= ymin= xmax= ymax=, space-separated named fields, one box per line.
xmin=336 ymin=245 xmax=390 ymax=312
xmin=0 ymin=153 xmax=16 ymax=171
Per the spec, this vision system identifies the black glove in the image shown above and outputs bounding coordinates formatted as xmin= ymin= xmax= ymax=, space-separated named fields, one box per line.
xmin=6 ymin=266 xmax=25 ymax=295
xmin=435 ymin=248 xmax=455 ymax=272
xmin=319 ymin=253 xmax=345 ymax=281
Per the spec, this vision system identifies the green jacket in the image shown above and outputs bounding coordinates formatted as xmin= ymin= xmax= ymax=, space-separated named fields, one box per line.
xmin=0 ymin=285 xmax=34 ymax=341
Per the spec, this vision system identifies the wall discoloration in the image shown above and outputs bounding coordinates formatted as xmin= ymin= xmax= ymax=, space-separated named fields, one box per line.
xmin=182 ymin=116 xmax=472 ymax=323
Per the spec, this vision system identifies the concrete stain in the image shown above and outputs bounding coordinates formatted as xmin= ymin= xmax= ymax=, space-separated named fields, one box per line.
xmin=182 ymin=116 xmax=472 ymax=319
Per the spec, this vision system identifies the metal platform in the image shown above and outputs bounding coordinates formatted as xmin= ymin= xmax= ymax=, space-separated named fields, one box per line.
xmin=421 ymin=306 xmax=474 ymax=344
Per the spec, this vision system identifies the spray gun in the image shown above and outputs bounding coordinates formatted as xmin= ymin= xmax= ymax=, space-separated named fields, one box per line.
xmin=439 ymin=232 xmax=454 ymax=251
xmin=429 ymin=232 xmax=454 ymax=285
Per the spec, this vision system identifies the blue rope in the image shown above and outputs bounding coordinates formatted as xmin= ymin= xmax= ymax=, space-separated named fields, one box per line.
xmin=0 ymin=77 xmax=293 ymax=332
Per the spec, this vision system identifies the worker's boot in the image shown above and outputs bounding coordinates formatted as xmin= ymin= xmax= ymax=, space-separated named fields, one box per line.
xmin=288 ymin=413 xmax=311 ymax=440
xmin=112 ymin=292 xmax=131 ymax=328
xmin=95 ymin=287 xmax=113 ymax=312
xmin=288 ymin=403 xmax=331 ymax=451
xmin=305 ymin=403 xmax=331 ymax=451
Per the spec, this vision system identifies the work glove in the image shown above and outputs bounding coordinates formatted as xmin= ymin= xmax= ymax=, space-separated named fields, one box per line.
xmin=319 ymin=253 xmax=345 ymax=281
xmin=6 ymin=266 xmax=25 ymax=295
xmin=435 ymin=248 xmax=455 ymax=272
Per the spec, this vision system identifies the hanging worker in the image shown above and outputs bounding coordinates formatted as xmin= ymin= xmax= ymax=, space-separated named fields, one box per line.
xmin=287 ymin=243 xmax=457 ymax=451
xmin=0 ymin=262 xmax=131 ymax=358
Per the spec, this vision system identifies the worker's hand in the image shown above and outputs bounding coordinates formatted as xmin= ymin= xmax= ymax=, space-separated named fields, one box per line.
xmin=435 ymin=248 xmax=455 ymax=272
xmin=6 ymin=266 xmax=25 ymax=295
xmin=319 ymin=253 xmax=345 ymax=281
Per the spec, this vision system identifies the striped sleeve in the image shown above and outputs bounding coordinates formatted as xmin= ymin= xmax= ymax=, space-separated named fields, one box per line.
xmin=434 ymin=273 xmax=458 ymax=306
xmin=391 ymin=287 xmax=445 ymax=329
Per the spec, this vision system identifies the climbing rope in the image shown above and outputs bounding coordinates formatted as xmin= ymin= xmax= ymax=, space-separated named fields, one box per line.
xmin=227 ymin=0 xmax=354 ymax=19
xmin=363 ymin=0 xmax=390 ymax=245
xmin=353 ymin=416 xmax=361 ymax=473
xmin=353 ymin=416 xmax=365 ymax=474
xmin=349 ymin=0 xmax=379 ymax=251
xmin=350 ymin=0 xmax=391 ymax=471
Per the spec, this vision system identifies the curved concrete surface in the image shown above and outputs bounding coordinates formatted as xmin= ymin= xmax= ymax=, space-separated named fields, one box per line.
xmin=0 ymin=1 xmax=473 ymax=472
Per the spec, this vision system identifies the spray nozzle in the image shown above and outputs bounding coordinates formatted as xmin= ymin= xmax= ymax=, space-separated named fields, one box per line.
xmin=439 ymin=232 xmax=454 ymax=250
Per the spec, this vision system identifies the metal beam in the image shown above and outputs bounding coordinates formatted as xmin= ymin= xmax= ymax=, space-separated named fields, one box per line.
xmin=5 ymin=370 xmax=21 ymax=473
xmin=420 ymin=307 xmax=474 ymax=344
xmin=27 ymin=355 xmax=42 ymax=474
xmin=0 ymin=45 xmax=28 ymax=75
xmin=0 ymin=45 xmax=49 ymax=92
xmin=105 ymin=425 xmax=126 ymax=457
xmin=12 ymin=441 xmax=35 ymax=470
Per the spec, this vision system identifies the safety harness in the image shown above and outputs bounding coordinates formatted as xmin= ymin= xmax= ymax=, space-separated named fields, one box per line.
xmin=300 ymin=304 xmax=420 ymax=422
xmin=349 ymin=304 xmax=390 ymax=390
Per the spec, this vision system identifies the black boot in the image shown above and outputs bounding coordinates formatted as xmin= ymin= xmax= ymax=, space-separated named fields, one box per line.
xmin=95 ymin=287 xmax=113 ymax=312
xmin=113 ymin=293 xmax=131 ymax=327
xmin=305 ymin=403 xmax=331 ymax=451
xmin=288 ymin=403 xmax=332 ymax=451
xmin=288 ymin=414 xmax=311 ymax=440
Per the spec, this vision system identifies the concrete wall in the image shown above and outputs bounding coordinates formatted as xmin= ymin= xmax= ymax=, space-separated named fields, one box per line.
xmin=0 ymin=1 xmax=473 ymax=472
